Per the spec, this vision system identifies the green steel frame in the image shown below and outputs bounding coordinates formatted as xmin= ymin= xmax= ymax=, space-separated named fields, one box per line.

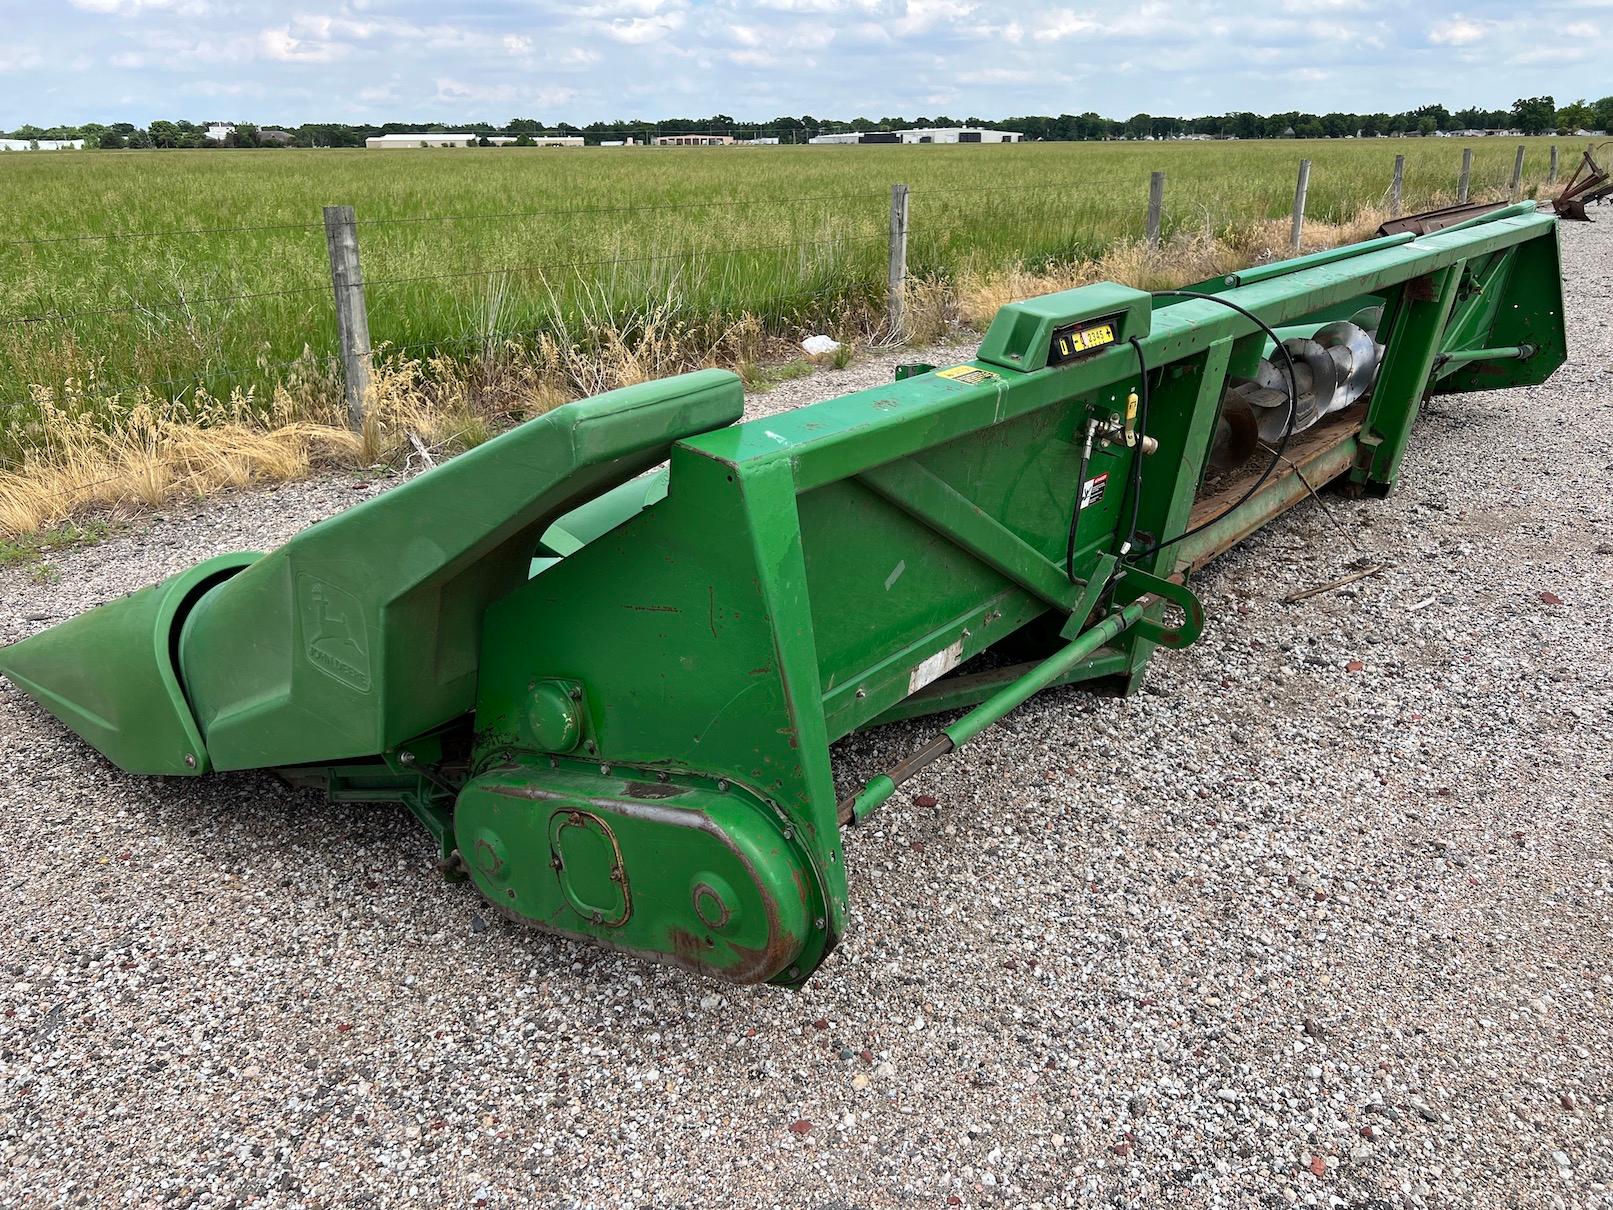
xmin=0 ymin=207 xmax=1566 ymax=987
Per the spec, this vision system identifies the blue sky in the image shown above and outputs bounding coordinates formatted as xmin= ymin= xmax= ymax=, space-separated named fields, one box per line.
xmin=2 ymin=0 xmax=1607 ymax=128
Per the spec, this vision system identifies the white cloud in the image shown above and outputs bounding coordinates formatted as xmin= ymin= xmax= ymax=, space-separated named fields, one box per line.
xmin=0 ymin=45 xmax=44 ymax=72
xmin=1428 ymin=17 xmax=1491 ymax=44
xmin=258 ymin=27 xmax=348 ymax=63
xmin=434 ymin=77 xmax=578 ymax=108
xmin=71 ymin=0 xmax=208 ymax=13
xmin=602 ymin=12 xmax=686 ymax=42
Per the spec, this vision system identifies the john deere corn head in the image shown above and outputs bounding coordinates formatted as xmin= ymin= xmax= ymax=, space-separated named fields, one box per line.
xmin=1 ymin=204 xmax=1566 ymax=985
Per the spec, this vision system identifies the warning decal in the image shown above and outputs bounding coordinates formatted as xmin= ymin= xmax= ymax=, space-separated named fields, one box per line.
xmin=1079 ymin=473 xmax=1109 ymax=510
xmin=935 ymin=365 xmax=1000 ymax=385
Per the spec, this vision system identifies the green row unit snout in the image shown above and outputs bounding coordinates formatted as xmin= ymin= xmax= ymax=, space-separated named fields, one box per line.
xmin=0 ymin=370 xmax=744 ymax=776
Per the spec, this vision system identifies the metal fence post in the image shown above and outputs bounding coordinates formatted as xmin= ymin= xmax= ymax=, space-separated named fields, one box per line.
xmin=1549 ymin=144 xmax=1559 ymax=185
xmin=1146 ymin=171 xmax=1166 ymax=249
xmin=1458 ymin=148 xmax=1472 ymax=204
xmin=887 ymin=183 xmax=909 ymax=338
xmin=1510 ymin=144 xmax=1526 ymax=200
xmin=1290 ymin=159 xmax=1311 ymax=253
xmin=323 ymin=204 xmax=372 ymax=428
xmin=1390 ymin=154 xmax=1404 ymax=218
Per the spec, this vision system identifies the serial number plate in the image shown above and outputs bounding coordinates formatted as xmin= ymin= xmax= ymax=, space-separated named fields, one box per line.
xmin=1048 ymin=317 xmax=1119 ymax=366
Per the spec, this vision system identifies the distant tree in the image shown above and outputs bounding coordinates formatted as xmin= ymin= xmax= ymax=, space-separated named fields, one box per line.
xmin=1594 ymin=96 xmax=1613 ymax=131
xmin=1555 ymin=99 xmax=1594 ymax=132
xmin=1512 ymin=96 xmax=1555 ymax=135
xmin=1124 ymin=112 xmax=1151 ymax=139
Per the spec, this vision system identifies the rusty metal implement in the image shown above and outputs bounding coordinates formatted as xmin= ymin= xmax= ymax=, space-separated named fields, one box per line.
xmin=0 ymin=204 xmax=1568 ymax=986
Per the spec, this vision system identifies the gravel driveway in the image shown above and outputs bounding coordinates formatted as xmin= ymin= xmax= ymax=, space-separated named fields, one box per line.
xmin=2 ymin=220 xmax=1610 ymax=1209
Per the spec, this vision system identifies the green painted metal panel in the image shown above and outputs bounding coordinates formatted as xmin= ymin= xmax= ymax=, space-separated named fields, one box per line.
xmin=179 ymin=371 xmax=742 ymax=770
xmin=0 ymin=553 xmax=255 ymax=775
xmin=455 ymin=762 xmax=817 ymax=985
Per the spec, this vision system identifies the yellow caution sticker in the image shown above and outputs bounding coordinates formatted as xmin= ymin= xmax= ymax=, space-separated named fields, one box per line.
xmin=935 ymin=365 xmax=999 ymax=385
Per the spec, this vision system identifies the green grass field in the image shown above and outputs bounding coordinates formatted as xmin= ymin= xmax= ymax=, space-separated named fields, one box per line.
xmin=0 ymin=136 xmax=1572 ymax=457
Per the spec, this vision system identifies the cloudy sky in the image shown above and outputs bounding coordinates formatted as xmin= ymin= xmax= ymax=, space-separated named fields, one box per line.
xmin=2 ymin=0 xmax=1606 ymax=128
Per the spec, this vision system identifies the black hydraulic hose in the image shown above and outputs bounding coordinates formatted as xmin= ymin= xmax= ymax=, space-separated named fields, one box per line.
xmin=1064 ymin=417 xmax=1095 ymax=584
xmin=1118 ymin=336 xmax=1151 ymax=557
xmin=1065 ymin=337 xmax=1149 ymax=584
xmin=1123 ymin=290 xmax=1301 ymax=563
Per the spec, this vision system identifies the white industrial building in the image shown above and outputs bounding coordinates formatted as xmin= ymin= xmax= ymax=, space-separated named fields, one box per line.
xmin=809 ymin=127 xmax=1023 ymax=145
xmin=0 ymin=138 xmax=84 ymax=151
xmin=363 ymin=133 xmax=583 ymax=149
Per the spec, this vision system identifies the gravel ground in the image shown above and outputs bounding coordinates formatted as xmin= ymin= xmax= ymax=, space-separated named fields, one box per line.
xmin=2 ymin=223 xmax=1610 ymax=1210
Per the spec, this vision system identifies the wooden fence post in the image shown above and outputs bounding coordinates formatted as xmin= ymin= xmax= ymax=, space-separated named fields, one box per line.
xmin=323 ymin=205 xmax=372 ymax=428
xmin=1290 ymin=159 xmax=1311 ymax=254
xmin=1510 ymin=143 xmax=1526 ymax=200
xmin=1390 ymin=155 xmax=1404 ymax=218
xmin=1458 ymin=148 xmax=1472 ymax=204
xmin=1146 ymin=171 xmax=1166 ymax=249
xmin=1549 ymin=144 xmax=1559 ymax=185
xmin=887 ymin=183 xmax=909 ymax=338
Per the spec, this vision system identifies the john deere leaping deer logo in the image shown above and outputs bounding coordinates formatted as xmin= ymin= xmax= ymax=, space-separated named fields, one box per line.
xmin=297 ymin=575 xmax=371 ymax=692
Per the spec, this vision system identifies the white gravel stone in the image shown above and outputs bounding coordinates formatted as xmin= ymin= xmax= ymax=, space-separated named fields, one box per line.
xmin=1 ymin=220 xmax=1610 ymax=1208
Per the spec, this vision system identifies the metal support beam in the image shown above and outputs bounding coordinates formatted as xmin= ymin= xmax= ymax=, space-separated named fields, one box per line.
xmin=1353 ymin=265 xmax=1462 ymax=490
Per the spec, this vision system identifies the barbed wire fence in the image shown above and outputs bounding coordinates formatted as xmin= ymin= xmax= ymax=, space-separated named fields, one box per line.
xmin=0 ymin=141 xmax=1562 ymax=437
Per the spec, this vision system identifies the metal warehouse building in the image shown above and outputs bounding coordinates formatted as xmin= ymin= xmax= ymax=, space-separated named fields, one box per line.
xmin=808 ymin=127 xmax=1023 ymax=145
xmin=363 ymin=133 xmax=583 ymax=149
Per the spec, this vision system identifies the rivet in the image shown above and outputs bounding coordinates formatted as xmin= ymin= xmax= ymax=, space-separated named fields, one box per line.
xmin=183 ymin=754 xmax=197 ymax=769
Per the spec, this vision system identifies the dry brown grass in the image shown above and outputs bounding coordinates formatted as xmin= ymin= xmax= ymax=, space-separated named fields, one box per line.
xmin=950 ymin=205 xmax=1395 ymax=328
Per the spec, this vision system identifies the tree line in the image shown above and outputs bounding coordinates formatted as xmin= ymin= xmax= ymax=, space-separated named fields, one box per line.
xmin=6 ymin=96 xmax=1609 ymax=150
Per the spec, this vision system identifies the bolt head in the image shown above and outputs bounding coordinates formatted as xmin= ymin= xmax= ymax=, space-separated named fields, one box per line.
xmin=183 ymin=754 xmax=197 ymax=769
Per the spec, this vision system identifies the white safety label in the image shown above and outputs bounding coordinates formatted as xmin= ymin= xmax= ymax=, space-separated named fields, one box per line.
xmin=908 ymin=639 xmax=965 ymax=696
xmin=1080 ymin=473 xmax=1109 ymax=510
